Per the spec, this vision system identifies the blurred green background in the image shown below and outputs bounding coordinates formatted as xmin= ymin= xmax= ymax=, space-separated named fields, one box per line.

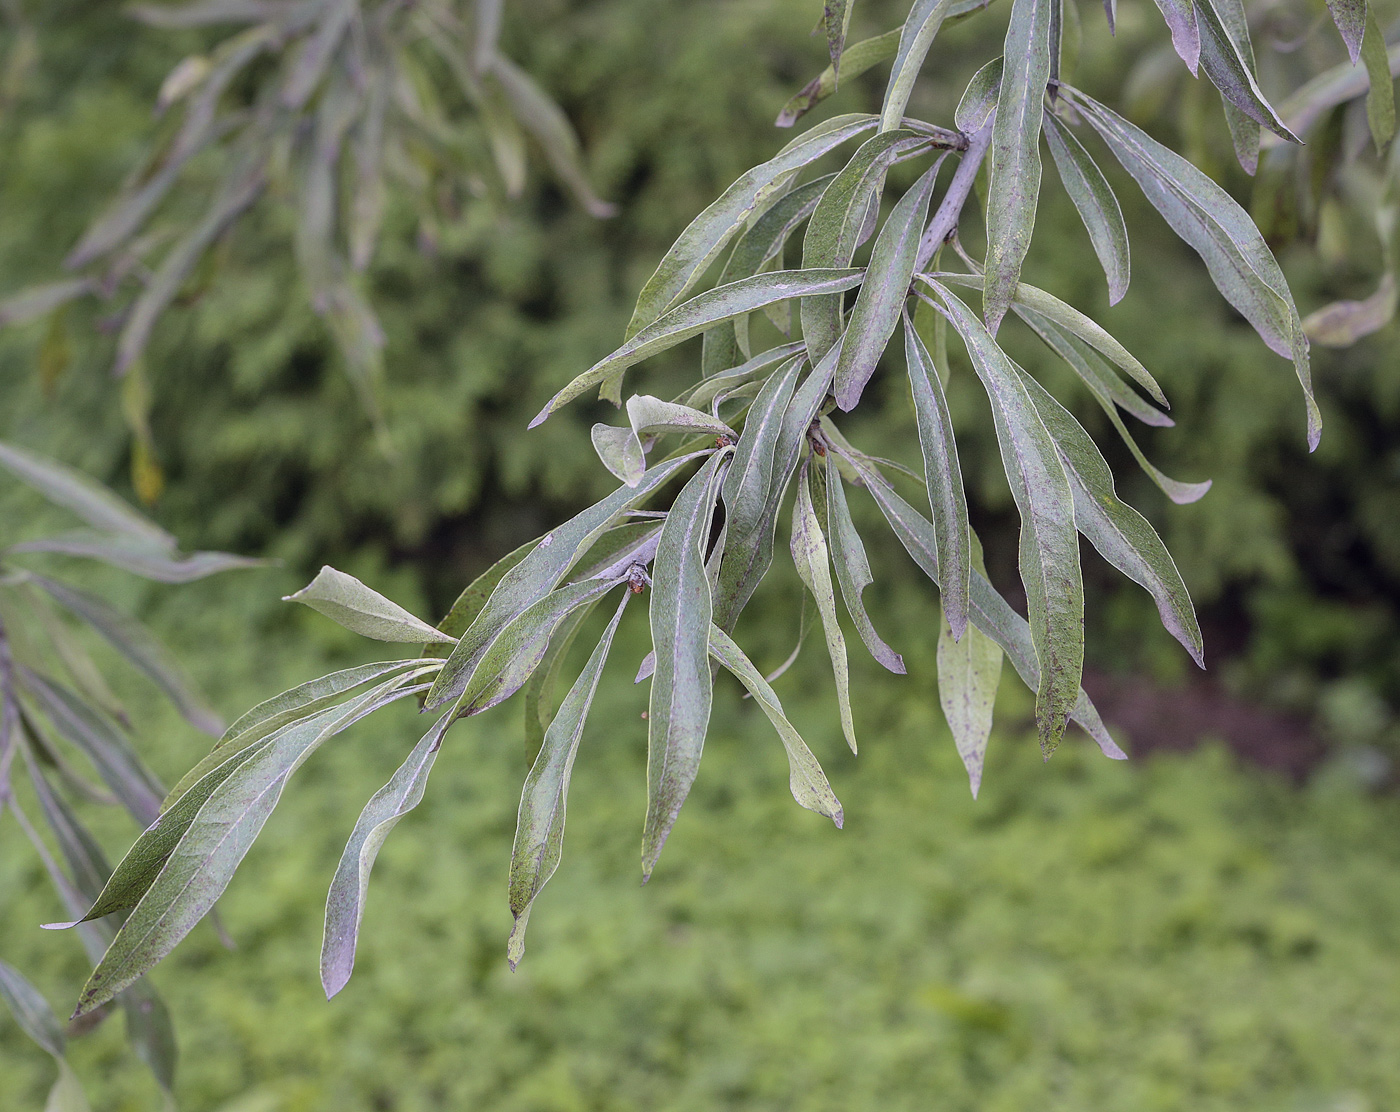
xmin=1 ymin=0 xmax=1398 ymax=1108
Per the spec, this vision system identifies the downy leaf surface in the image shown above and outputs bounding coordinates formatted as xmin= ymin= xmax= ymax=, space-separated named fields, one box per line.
xmin=1044 ymin=114 xmax=1131 ymax=304
xmin=642 ymin=450 xmax=730 ymax=880
xmin=824 ymin=461 xmax=905 ymax=673
xmin=284 ymin=566 xmax=455 ymax=644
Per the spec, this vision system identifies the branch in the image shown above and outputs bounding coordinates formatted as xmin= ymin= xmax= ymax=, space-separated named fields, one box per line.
xmin=915 ymin=120 xmax=994 ymax=271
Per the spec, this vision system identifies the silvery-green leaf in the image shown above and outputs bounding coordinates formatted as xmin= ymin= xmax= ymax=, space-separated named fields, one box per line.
xmin=707 ymin=623 xmax=843 ymax=824
xmin=10 ymin=531 xmax=264 ymax=583
xmin=165 ymin=660 xmax=435 ymax=806
xmin=592 ymin=424 xmax=645 ymax=486
xmin=427 ymin=454 xmax=701 ymax=707
xmin=1018 ymin=309 xmax=1212 ymax=504
xmin=1065 ymin=87 xmax=1320 ymax=450
xmin=1017 ymin=367 xmax=1204 ymax=665
xmin=451 ymin=577 xmax=623 ymax=718
xmin=65 ymin=24 xmax=273 ymax=269
xmin=791 ymin=463 xmax=857 ymax=754
xmin=489 ymin=56 xmax=617 ymax=218
xmin=569 ymin=521 xmax=665 ymax=583
xmin=881 ymin=0 xmax=956 ymax=131
xmin=281 ymin=0 xmax=352 ymax=109
xmin=777 ymin=28 xmax=902 ymax=127
xmin=931 ymin=270 xmax=1166 ymax=404
xmin=321 ymin=710 xmax=455 ymax=998
xmin=1044 ymin=115 xmax=1131 ymax=304
xmin=931 ymin=285 xmax=1083 ymax=754
xmin=1326 ymin=0 xmax=1366 ymax=65
xmin=523 ymin=599 xmax=603 ymax=759
xmin=20 ymin=669 xmax=165 ymax=826
xmin=824 ymin=461 xmax=905 ymax=672
xmin=0 ymin=960 xmax=67 ymax=1059
xmin=703 ymin=177 xmax=835 ymax=377
xmin=841 ymin=452 xmax=1124 ymax=759
xmin=1194 ymin=0 xmax=1296 ymax=144
xmin=683 ymin=342 xmax=805 ymax=411
xmin=984 ymin=0 xmax=1052 ymax=332
xmin=534 ymin=269 xmax=864 ymax=425
xmin=628 ymin=396 xmax=736 ymax=442
xmin=0 ymin=441 xmax=174 ymax=549
xmin=802 ymin=131 xmax=929 ymax=366
xmin=642 ymin=451 xmax=730 ymax=880
xmin=508 ymin=592 xmax=631 ymax=968
xmin=825 ymin=0 xmax=851 ymax=73
xmin=937 ymin=602 xmax=1002 ymax=797
xmin=113 ymin=148 xmax=266 ymax=377
xmin=1276 ymin=42 xmax=1400 ymax=140
xmin=904 ymin=317 xmax=971 ymax=639
xmin=14 ymin=581 xmax=129 ymax=725
xmin=1303 ymin=273 xmax=1397 ymax=345
xmin=627 ymin=113 xmax=878 ymax=337
xmin=71 ymin=675 xmax=428 ymax=1017
xmin=285 ymin=566 xmax=454 ymax=644
xmin=834 ymin=158 xmax=942 ymax=410
xmin=714 ymin=357 xmax=804 ymax=629
xmin=0 ymin=280 xmax=91 ymax=327
xmin=956 ymin=57 xmax=1003 ymax=133
xmin=24 ymin=751 xmax=112 ymax=904
xmin=1361 ymin=8 xmax=1396 ymax=151
xmin=1149 ymin=0 xmax=1200 ymax=74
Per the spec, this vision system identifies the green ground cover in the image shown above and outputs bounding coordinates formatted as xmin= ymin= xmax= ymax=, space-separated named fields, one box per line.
xmin=2 ymin=570 xmax=1397 ymax=1111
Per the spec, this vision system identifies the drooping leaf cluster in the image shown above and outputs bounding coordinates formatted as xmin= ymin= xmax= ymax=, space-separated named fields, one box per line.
xmin=0 ymin=442 xmax=261 ymax=1104
xmin=63 ymin=0 xmax=1352 ymax=1013
xmin=0 ymin=0 xmax=614 ymax=476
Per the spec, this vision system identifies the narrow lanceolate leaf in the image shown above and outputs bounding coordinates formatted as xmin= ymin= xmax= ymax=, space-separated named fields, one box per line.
xmin=1044 ymin=115 xmax=1131 ymax=304
xmin=802 ymin=130 xmax=929 ymax=367
xmin=523 ymin=599 xmax=604 ymax=758
xmin=322 ymin=710 xmax=455 ymax=998
xmin=642 ymin=451 xmax=730 ymax=880
xmin=0 ymin=279 xmax=91 ymax=327
xmin=0 ymin=959 xmax=67 ymax=1059
xmin=1018 ymin=368 xmax=1205 ymax=665
xmin=0 ymin=441 xmax=173 ymax=549
xmin=904 ymin=318 xmax=970 ymax=639
xmin=32 ymin=575 xmax=221 ymax=735
xmin=845 ymin=454 xmax=1124 ymax=759
xmin=984 ymin=0 xmax=1052 ymax=333
xmin=791 ymin=464 xmax=857 ymax=754
xmin=1326 ymin=0 xmax=1366 ymax=65
xmin=825 ymin=0 xmax=851 ymax=73
xmin=1150 ymin=0 xmax=1200 ymax=74
xmin=778 ymin=28 xmax=902 ymax=127
xmin=956 ymin=57 xmax=1003 ymax=134
xmin=165 ymin=660 xmax=434 ymax=806
xmin=627 ymin=113 xmax=878 ymax=337
xmin=427 ymin=453 xmax=700 ymax=707
xmin=1303 ymin=274 xmax=1398 ymax=346
xmin=285 ymin=567 xmax=453 ymax=644
xmin=508 ymin=592 xmax=631 ymax=968
xmin=450 ymin=576 xmax=623 ymax=718
xmin=882 ymin=0 xmax=956 ymax=131
xmin=932 ymin=270 xmax=1165 ymax=404
xmin=834 ymin=159 xmax=942 ymax=411
xmin=708 ymin=624 xmax=843 ymax=823
xmin=1062 ymin=88 xmax=1320 ymax=450
xmin=21 ymin=670 xmax=164 ymax=826
xmin=1361 ymin=9 xmax=1396 ymax=151
xmin=704 ymin=177 xmax=835 ymax=377
xmin=72 ymin=676 xmax=427 ymax=1016
xmin=932 ymin=285 xmax=1083 ymax=753
xmin=534 ymin=269 xmax=863 ymax=425
xmin=937 ymin=604 xmax=1002 ymax=797
xmin=1019 ymin=309 xmax=1212 ymax=504
xmin=714 ymin=357 xmax=803 ymax=628
xmin=824 ymin=462 xmax=905 ymax=672
xmin=9 ymin=532 xmax=263 ymax=583
xmin=684 ymin=342 xmax=805 ymax=411
xmin=1195 ymin=0 xmax=1297 ymax=143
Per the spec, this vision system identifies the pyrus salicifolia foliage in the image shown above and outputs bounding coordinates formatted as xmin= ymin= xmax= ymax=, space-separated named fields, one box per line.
xmin=0 ymin=442 xmax=263 ymax=1103
xmin=63 ymin=0 xmax=1367 ymax=1013
xmin=0 ymin=0 xmax=615 ymax=490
